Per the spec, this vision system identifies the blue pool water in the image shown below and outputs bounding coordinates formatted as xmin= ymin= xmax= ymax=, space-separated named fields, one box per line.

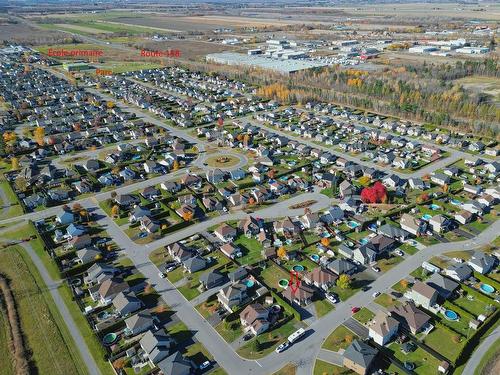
xmin=359 ymin=238 xmax=369 ymax=245
xmin=293 ymin=265 xmax=305 ymax=272
xmin=429 ymin=204 xmax=441 ymax=211
xmin=347 ymin=221 xmax=360 ymax=229
xmin=310 ymin=254 xmax=320 ymax=262
xmin=422 ymin=214 xmax=432 ymax=221
xmin=444 ymin=310 xmax=459 ymax=321
xmin=480 ymin=283 xmax=495 ymax=294
xmin=245 ymin=279 xmax=255 ymax=288
xmin=450 ymin=199 xmax=462 ymax=206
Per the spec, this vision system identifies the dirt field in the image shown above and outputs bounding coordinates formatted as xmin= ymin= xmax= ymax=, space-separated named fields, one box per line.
xmin=134 ymin=40 xmax=242 ymax=61
xmin=0 ymin=23 xmax=70 ymax=46
xmin=456 ymin=76 xmax=500 ymax=106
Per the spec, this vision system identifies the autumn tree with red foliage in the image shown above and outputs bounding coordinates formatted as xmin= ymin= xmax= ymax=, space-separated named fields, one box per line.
xmin=360 ymin=181 xmax=387 ymax=204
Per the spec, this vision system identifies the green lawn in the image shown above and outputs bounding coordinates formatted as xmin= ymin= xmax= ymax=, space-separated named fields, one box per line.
xmin=392 ymin=279 xmax=411 ymax=293
xmin=377 ymin=256 xmax=404 ymax=273
xmin=234 ymin=235 xmax=263 ymax=266
xmin=374 ymin=293 xmax=401 ymax=309
xmin=314 ymin=298 xmax=334 ymax=318
xmin=214 ymin=319 xmax=243 ymax=343
xmin=0 ymin=245 xmax=88 ymax=375
xmin=182 ymin=341 xmax=213 ymax=367
xmin=0 ymin=180 xmax=24 ymax=218
xmin=168 ymin=321 xmax=192 ymax=344
xmin=451 ymin=293 xmax=493 ymax=318
xmin=177 ymin=280 xmax=202 ymax=301
xmin=388 ymin=344 xmax=441 ymax=375
xmin=313 ymin=360 xmax=354 ymax=375
xmin=322 ymin=325 xmax=358 ymax=352
xmin=353 ymin=307 xmax=375 ymax=325
xmin=423 ymin=326 xmax=466 ymax=362
xmin=237 ymin=318 xmax=300 ymax=359
xmin=259 ymin=263 xmax=290 ymax=290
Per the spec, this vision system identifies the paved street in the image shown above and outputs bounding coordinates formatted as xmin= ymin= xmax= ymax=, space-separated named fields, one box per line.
xmin=462 ymin=325 xmax=500 ymax=375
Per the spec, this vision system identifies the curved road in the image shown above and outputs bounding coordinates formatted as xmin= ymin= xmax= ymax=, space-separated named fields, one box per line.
xmin=462 ymin=325 xmax=500 ymax=375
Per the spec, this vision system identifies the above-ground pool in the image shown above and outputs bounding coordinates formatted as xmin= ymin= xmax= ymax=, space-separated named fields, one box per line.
xmin=422 ymin=214 xmax=433 ymax=221
xmin=450 ymin=199 xmax=462 ymax=206
xmin=359 ymin=238 xmax=369 ymax=245
xmin=293 ymin=265 xmax=305 ymax=272
xmin=429 ymin=204 xmax=441 ymax=211
xmin=310 ymin=254 xmax=320 ymax=262
xmin=245 ymin=279 xmax=255 ymax=288
xmin=480 ymin=283 xmax=495 ymax=294
xmin=278 ymin=279 xmax=289 ymax=288
xmin=102 ymin=332 xmax=118 ymax=346
xmin=347 ymin=221 xmax=360 ymax=229
xmin=271 ymin=305 xmax=281 ymax=313
xmin=444 ymin=310 xmax=459 ymax=321
xmin=97 ymin=311 xmax=110 ymax=320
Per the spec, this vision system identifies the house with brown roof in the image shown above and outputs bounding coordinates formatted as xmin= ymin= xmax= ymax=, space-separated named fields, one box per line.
xmin=214 ymin=223 xmax=237 ymax=242
xmin=390 ymin=302 xmax=431 ymax=334
xmin=407 ymin=281 xmax=439 ymax=309
xmin=282 ymin=283 xmax=315 ymax=306
xmin=220 ymin=243 xmax=242 ymax=259
xmin=368 ymin=311 xmax=399 ymax=345
xmin=303 ymin=267 xmax=338 ymax=290
xmin=400 ymin=213 xmax=427 ymax=236
xmin=273 ymin=218 xmax=300 ymax=235
xmin=91 ymin=277 xmax=129 ymax=305
xmin=239 ymin=303 xmax=272 ymax=336
xmin=167 ymin=242 xmax=194 ymax=263
xmin=239 ymin=216 xmax=261 ymax=237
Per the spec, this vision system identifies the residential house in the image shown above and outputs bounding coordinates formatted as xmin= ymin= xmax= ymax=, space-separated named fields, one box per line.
xmin=343 ymin=340 xmax=378 ymax=375
xmin=56 ymin=209 xmax=74 ymax=225
xmin=377 ymin=224 xmax=411 ymax=242
xmin=408 ymin=281 xmax=438 ymax=309
xmin=125 ymin=311 xmax=156 ymax=336
xmin=368 ymin=311 xmax=399 ymax=345
xmin=282 ymin=284 xmax=315 ymax=306
xmin=445 ymin=264 xmax=473 ymax=282
xmin=303 ymin=267 xmax=338 ymax=290
xmin=183 ymin=255 xmax=207 ymax=273
xmin=430 ymin=173 xmax=451 ymax=186
xmin=157 ymin=351 xmax=192 ymax=375
xmin=240 ymin=303 xmax=272 ymax=336
xmin=199 ymin=270 xmax=226 ymax=289
xmin=76 ymin=247 xmax=100 ymax=264
xmin=167 ymin=242 xmax=195 ymax=263
xmin=112 ymin=291 xmax=143 ymax=316
xmin=220 ymin=243 xmax=242 ymax=259
xmin=454 ymin=210 xmax=475 ymax=225
xmin=218 ymin=282 xmax=248 ymax=311
xmin=239 ymin=216 xmax=261 ymax=237
xmin=214 ymin=224 xmax=237 ymax=242
xmin=429 ymin=215 xmax=453 ymax=233
xmin=400 ymin=213 xmax=427 ymax=237
xmin=390 ymin=302 xmax=431 ymax=334
xmin=426 ymin=274 xmax=459 ymax=299
xmin=140 ymin=330 xmax=175 ymax=365
xmin=468 ymin=252 xmax=496 ymax=274
xmin=327 ymin=259 xmax=357 ymax=275
xmin=92 ymin=277 xmax=129 ymax=305
xmin=69 ymin=234 xmax=92 ymax=250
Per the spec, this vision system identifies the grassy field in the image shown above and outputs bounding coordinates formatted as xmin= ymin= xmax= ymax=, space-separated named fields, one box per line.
xmin=0 ymin=302 xmax=14 ymax=375
xmin=0 ymin=245 xmax=87 ymax=375
xmin=313 ymin=359 xmax=354 ymax=375
xmin=322 ymin=325 xmax=358 ymax=352
xmin=423 ymin=326 xmax=466 ymax=363
xmin=353 ymin=307 xmax=375 ymax=325
xmin=388 ymin=343 xmax=441 ymax=375
xmin=234 ymin=235 xmax=264 ymax=266
xmin=0 ymin=180 xmax=24 ymax=219
xmin=374 ymin=293 xmax=401 ymax=309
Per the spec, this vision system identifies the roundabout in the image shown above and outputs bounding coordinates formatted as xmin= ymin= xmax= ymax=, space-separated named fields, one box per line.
xmin=198 ymin=151 xmax=248 ymax=170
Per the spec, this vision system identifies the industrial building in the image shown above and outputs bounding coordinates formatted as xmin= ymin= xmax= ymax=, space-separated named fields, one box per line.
xmin=408 ymin=45 xmax=439 ymax=54
xmin=206 ymin=52 xmax=329 ymax=75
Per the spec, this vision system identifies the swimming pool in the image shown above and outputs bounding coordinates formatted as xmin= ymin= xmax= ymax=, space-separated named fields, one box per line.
xmin=450 ymin=199 xmax=462 ymax=206
xmin=422 ymin=214 xmax=433 ymax=221
xmin=480 ymin=283 xmax=495 ymax=294
xmin=359 ymin=238 xmax=369 ymax=245
xmin=245 ymin=279 xmax=255 ymax=288
xmin=278 ymin=279 xmax=289 ymax=288
xmin=429 ymin=204 xmax=441 ymax=211
xmin=310 ymin=254 xmax=320 ymax=262
xmin=347 ymin=221 xmax=360 ymax=229
xmin=444 ymin=310 xmax=459 ymax=321
xmin=102 ymin=332 xmax=118 ymax=346
xmin=293 ymin=265 xmax=305 ymax=272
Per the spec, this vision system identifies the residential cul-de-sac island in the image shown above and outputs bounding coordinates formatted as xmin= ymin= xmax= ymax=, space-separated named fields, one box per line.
xmin=0 ymin=10 xmax=499 ymax=375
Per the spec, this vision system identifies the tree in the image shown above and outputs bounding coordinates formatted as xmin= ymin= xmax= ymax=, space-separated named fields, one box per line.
xmin=173 ymin=160 xmax=179 ymax=171
xmin=400 ymin=279 xmax=409 ymax=290
xmin=144 ymin=283 xmax=154 ymax=295
xmin=113 ymin=358 xmax=125 ymax=370
xmin=358 ymin=175 xmax=371 ymax=187
xmin=336 ymin=274 xmax=351 ymax=289
xmin=277 ymin=246 xmax=287 ymax=259
xmin=360 ymin=181 xmax=387 ymax=204
xmin=111 ymin=205 xmax=119 ymax=218
xmin=11 ymin=157 xmax=18 ymax=170
xmin=182 ymin=210 xmax=194 ymax=221
xmin=33 ymin=126 xmax=45 ymax=146
xmin=320 ymin=237 xmax=330 ymax=247
xmin=344 ymin=334 xmax=354 ymax=344
xmin=72 ymin=203 xmax=82 ymax=213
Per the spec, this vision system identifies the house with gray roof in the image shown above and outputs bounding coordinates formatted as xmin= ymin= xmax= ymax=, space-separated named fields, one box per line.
xmin=140 ymin=330 xmax=175 ymax=365
xmin=112 ymin=291 xmax=143 ymax=317
xmin=426 ymin=274 xmax=459 ymax=299
xmin=125 ymin=311 xmax=157 ymax=336
xmin=343 ymin=340 xmax=378 ymax=375
xmin=157 ymin=351 xmax=192 ymax=375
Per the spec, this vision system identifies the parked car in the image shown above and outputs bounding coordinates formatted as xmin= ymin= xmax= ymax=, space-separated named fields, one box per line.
xmin=243 ymin=333 xmax=253 ymax=341
xmin=199 ymin=361 xmax=211 ymax=370
xmin=326 ymin=293 xmax=338 ymax=304
xmin=372 ymin=291 xmax=380 ymax=298
xmin=395 ymin=250 xmax=404 ymax=256
xmin=351 ymin=306 xmax=360 ymax=314
xmin=275 ymin=341 xmax=290 ymax=353
xmin=371 ymin=266 xmax=381 ymax=273
xmin=158 ymin=272 xmax=166 ymax=279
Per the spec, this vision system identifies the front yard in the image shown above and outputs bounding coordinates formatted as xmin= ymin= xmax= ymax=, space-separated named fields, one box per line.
xmin=322 ymin=325 xmax=358 ymax=352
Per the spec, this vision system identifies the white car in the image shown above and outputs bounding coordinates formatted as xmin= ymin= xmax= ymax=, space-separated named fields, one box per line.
xmin=199 ymin=361 xmax=210 ymax=370
xmin=326 ymin=293 xmax=338 ymax=304
xmin=372 ymin=291 xmax=380 ymax=298
xmin=275 ymin=342 xmax=290 ymax=353
xmin=158 ymin=272 xmax=166 ymax=279
xmin=453 ymin=257 xmax=464 ymax=263
xmin=395 ymin=250 xmax=404 ymax=256
xmin=372 ymin=266 xmax=381 ymax=273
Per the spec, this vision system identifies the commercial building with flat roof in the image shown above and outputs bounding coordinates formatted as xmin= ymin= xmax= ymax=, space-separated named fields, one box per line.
xmin=206 ymin=52 xmax=329 ymax=75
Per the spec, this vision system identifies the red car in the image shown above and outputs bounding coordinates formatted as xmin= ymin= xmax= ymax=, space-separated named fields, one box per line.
xmin=351 ymin=306 xmax=360 ymax=314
